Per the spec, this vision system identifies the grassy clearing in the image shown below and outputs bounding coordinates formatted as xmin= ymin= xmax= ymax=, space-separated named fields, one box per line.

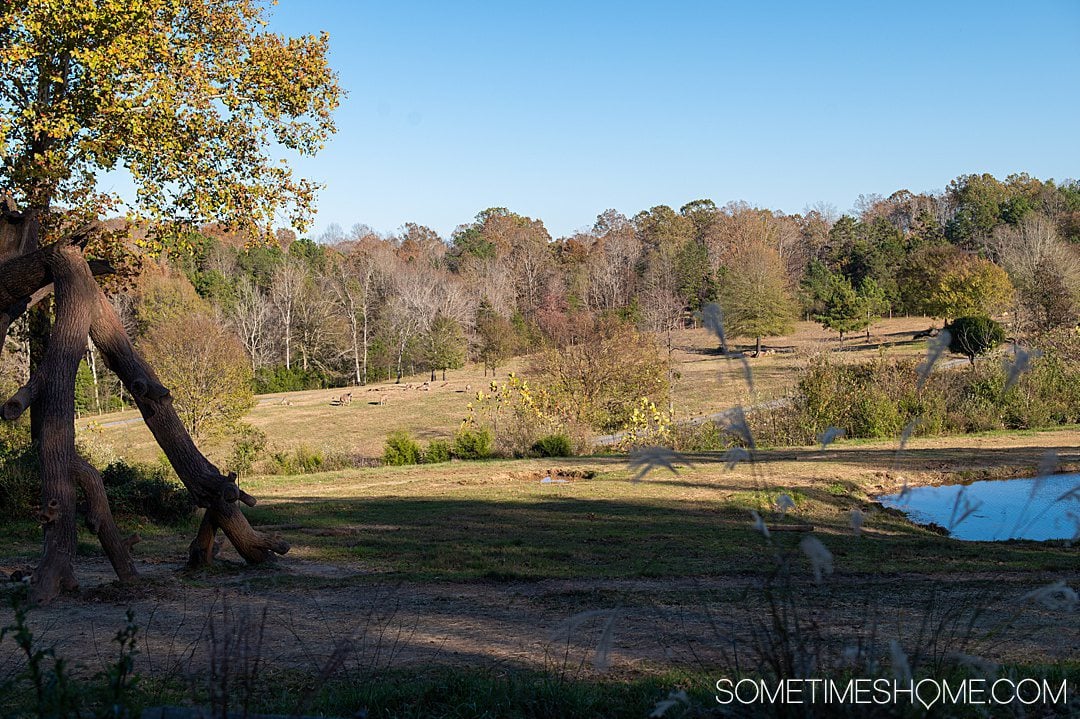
xmin=1 ymin=431 xmax=1077 ymax=717
xmin=76 ymin=317 xmax=943 ymax=463
xmin=7 ymin=429 xmax=1077 ymax=582
xmin=239 ymin=428 xmax=1075 ymax=578
xmin=6 ymin=318 xmax=1076 ymax=717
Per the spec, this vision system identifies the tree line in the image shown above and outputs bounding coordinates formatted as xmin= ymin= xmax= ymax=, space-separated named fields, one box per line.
xmin=6 ymin=171 xmax=1077 ymax=413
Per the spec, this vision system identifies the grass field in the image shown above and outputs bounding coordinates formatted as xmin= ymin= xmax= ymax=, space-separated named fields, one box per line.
xmin=76 ymin=317 xmax=942 ymax=464
xmin=2 ymin=428 xmax=1078 ymax=716
xmin=4 ymin=316 xmax=1077 ymax=717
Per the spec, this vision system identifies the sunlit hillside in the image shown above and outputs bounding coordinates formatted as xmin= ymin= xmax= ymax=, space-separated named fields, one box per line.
xmin=78 ymin=316 xmax=946 ymax=464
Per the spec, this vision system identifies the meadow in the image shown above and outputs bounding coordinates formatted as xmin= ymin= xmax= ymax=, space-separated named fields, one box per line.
xmin=76 ymin=317 xmax=937 ymax=463
xmin=2 ymin=317 xmax=1078 ymax=717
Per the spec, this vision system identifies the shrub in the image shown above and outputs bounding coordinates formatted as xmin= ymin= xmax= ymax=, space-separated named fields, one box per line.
xmin=268 ymin=444 xmax=355 ymax=474
xmin=384 ymin=431 xmax=422 ymax=466
xmin=229 ymin=423 xmax=267 ymax=477
xmin=750 ymin=340 xmax=1080 ymax=447
xmin=532 ymin=433 xmax=573 ymax=458
xmin=453 ymin=425 xmax=493 ymax=460
xmin=139 ymin=311 xmax=254 ymax=438
xmin=0 ymin=446 xmax=39 ymax=519
xmin=253 ymin=365 xmax=329 ymax=393
xmin=422 ymin=439 xmax=452 ymax=464
xmin=101 ymin=459 xmax=195 ymax=525
xmin=947 ymin=316 xmax=1005 ymax=365
xmin=529 ymin=322 xmax=670 ymax=432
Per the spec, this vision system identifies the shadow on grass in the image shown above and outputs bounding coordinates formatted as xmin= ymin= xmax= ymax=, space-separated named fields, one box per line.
xmin=235 ymin=492 xmax=1076 ymax=582
xmin=678 ymin=444 xmax=1080 ymax=475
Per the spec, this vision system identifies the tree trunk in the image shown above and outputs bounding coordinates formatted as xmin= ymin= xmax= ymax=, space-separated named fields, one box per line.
xmin=4 ymin=242 xmax=137 ymax=603
xmin=87 ymin=289 xmax=288 ymax=567
xmin=0 ymin=231 xmax=288 ymax=602
xmin=361 ymin=304 xmax=369 ymax=386
xmin=395 ymin=338 xmax=406 ymax=383
xmin=27 ymin=246 xmax=89 ymax=602
xmin=350 ymin=315 xmax=361 ymax=386
xmin=284 ymin=321 xmax=291 ymax=370
xmin=755 ymin=335 xmax=762 ymax=358
xmin=87 ymin=340 xmax=101 ymax=413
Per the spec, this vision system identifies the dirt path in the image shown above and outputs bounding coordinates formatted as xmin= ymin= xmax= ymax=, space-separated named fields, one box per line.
xmin=2 ymin=553 xmax=1076 ymax=682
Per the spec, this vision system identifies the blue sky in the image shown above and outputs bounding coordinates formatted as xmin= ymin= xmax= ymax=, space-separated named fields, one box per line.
xmin=267 ymin=0 xmax=1080 ymax=240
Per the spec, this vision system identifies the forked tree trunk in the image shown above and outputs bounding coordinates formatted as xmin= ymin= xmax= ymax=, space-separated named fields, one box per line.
xmin=0 ymin=229 xmax=288 ymax=604
xmin=2 ymin=243 xmax=136 ymax=602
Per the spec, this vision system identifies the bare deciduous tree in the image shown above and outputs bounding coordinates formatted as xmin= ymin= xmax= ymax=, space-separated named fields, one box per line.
xmin=270 ymin=257 xmax=307 ymax=370
xmin=325 ymin=237 xmax=385 ymax=385
xmin=228 ymin=278 xmax=273 ymax=370
xmin=993 ymin=213 xmax=1080 ymax=333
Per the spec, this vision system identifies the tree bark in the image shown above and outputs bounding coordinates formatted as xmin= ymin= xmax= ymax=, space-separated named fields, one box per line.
xmin=27 ymin=244 xmax=100 ymax=603
xmin=0 ymin=231 xmax=288 ymax=600
xmin=71 ymin=456 xmax=138 ymax=583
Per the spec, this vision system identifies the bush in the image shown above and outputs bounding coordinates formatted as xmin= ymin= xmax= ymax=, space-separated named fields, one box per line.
xmin=947 ymin=316 xmax=1005 ymax=364
xmin=229 ymin=423 xmax=267 ymax=477
xmin=671 ymin=421 xmax=736 ymax=452
xmin=530 ymin=322 xmax=670 ymax=432
xmin=384 ymin=431 xmax=422 ymax=466
xmin=453 ymin=426 xmax=493 ymax=460
xmin=422 ymin=439 xmax=452 ymax=464
xmin=139 ymin=311 xmax=254 ymax=438
xmin=0 ymin=446 xmax=39 ymax=519
xmin=532 ymin=433 xmax=573 ymax=457
xmin=750 ymin=339 xmax=1080 ymax=447
xmin=268 ymin=444 xmax=355 ymax=474
xmin=101 ymin=460 xmax=195 ymax=525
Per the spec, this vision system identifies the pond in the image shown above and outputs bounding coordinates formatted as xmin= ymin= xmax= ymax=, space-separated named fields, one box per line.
xmin=878 ymin=473 xmax=1080 ymax=541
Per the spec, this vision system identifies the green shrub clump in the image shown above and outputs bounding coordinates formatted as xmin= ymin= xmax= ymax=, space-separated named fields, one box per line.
xmin=384 ymin=431 xmax=422 ymax=466
xmin=751 ymin=333 xmax=1080 ymax=447
xmin=0 ymin=446 xmax=39 ymax=519
xmin=947 ymin=316 xmax=1006 ymax=364
xmin=532 ymin=433 xmax=573 ymax=457
xmin=229 ymin=423 xmax=267 ymax=477
xmin=101 ymin=460 xmax=195 ymax=525
xmin=269 ymin=444 xmax=355 ymax=474
xmin=453 ymin=426 xmax=494 ymax=460
xmin=422 ymin=439 xmax=452 ymax=464
xmin=253 ymin=365 xmax=329 ymax=393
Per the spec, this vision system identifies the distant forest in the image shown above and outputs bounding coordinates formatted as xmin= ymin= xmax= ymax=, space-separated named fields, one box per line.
xmin=5 ymin=171 xmax=1078 ymax=409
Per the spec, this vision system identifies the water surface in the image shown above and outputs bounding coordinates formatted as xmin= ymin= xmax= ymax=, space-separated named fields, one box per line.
xmin=878 ymin=473 xmax=1080 ymax=541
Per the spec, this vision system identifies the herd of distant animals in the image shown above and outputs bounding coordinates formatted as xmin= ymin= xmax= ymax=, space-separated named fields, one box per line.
xmin=309 ymin=381 xmax=474 ymax=407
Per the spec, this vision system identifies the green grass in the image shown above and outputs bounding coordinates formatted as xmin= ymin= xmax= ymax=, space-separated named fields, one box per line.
xmin=5 ymin=432 xmax=1078 ymax=583
xmin=230 ymin=437 xmax=1076 ymax=579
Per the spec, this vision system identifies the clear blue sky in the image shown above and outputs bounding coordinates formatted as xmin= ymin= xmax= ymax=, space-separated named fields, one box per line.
xmin=267 ymin=0 xmax=1080 ymax=240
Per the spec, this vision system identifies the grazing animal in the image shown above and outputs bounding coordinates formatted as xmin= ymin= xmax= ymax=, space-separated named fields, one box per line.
xmin=334 ymin=392 xmax=352 ymax=406
xmin=277 ymin=397 xmax=292 ymax=406
xmin=912 ymin=327 xmax=939 ymax=340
